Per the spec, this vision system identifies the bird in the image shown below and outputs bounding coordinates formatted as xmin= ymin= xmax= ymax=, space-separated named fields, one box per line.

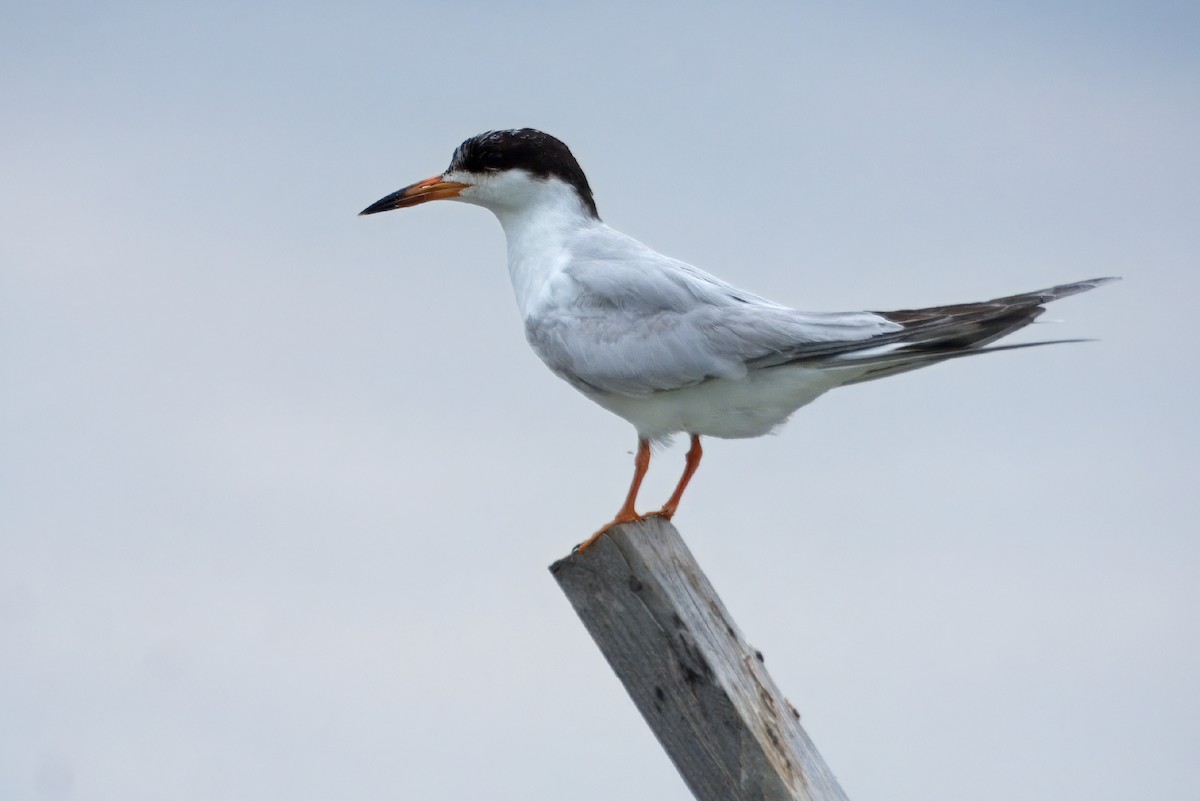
xmin=360 ymin=128 xmax=1115 ymax=551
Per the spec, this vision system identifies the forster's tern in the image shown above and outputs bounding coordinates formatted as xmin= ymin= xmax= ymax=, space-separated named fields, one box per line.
xmin=361 ymin=129 xmax=1115 ymax=549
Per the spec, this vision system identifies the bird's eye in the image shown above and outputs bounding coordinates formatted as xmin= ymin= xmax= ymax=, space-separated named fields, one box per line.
xmin=479 ymin=152 xmax=505 ymax=172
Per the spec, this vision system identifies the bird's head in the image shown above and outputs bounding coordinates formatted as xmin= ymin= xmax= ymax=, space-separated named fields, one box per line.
xmin=359 ymin=129 xmax=599 ymax=220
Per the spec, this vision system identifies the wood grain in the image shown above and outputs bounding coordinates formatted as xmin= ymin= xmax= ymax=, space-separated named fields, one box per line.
xmin=551 ymin=516 xmax=850 ymax=801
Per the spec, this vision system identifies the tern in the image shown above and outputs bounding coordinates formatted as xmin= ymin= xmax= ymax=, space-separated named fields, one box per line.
xmin=361 ymin=128 xmax=1115 ymax=550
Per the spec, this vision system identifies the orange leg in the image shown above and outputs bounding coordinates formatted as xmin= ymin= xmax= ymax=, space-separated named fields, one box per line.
xmin=649 ymin=434 xmax=702 ymax=520
xmin=575 ymin=438 xmax=651 ymax=553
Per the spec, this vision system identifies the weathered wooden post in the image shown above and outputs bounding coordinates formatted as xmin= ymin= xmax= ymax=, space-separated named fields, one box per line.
xmin=550 ymin=516 xmax=850 ymax=801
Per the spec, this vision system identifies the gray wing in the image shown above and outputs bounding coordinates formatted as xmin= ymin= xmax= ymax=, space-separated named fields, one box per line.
xmin=526 ymin=228 xmax=901 ymax=395
xmin=528 ymin=235 xmax=1117 ymax=398
xmin=527 ymin=303 xmax=901 ymax=396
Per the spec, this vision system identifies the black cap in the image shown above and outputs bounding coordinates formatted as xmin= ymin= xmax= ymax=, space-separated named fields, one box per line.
xmin=448 ymin=129 xmax=599 ymax=219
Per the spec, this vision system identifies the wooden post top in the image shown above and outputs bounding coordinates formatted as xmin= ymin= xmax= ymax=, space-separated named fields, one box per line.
xmin=551 ymin=517 xmax=850 ymax=801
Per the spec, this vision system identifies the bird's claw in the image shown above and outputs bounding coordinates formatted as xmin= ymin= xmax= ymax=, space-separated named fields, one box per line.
xmin=573 ymin=512 xmax=645 ymax=554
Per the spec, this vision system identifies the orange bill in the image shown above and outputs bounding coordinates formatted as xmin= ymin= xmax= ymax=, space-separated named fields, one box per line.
xmin=359 ymin=175 xmax=470 ymax=215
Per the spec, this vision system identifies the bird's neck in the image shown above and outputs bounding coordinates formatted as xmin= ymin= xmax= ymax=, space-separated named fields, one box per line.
xmin=491 ymin=193 xmax=597 ymax=319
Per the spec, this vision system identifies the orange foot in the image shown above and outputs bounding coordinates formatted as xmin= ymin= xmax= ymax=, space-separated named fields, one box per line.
xmin=574 ymin=437 xmax=653 ymax=555
xmin=643 ymin=435 xmax=701 ymax=524
xmin=574 ymin=510 xmax=644 ymax=554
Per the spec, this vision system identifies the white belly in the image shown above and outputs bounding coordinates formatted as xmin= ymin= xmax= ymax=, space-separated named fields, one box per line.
xmin=587 ymin=364 xmax=856 ymax=441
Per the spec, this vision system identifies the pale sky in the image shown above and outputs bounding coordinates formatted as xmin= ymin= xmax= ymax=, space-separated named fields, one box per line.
xmin=3 ymin=2 xmax=1198 ymax=800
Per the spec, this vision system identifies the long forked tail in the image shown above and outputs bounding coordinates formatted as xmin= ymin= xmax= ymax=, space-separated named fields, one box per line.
xmin=833 ymin=277 xmax=1119 ymax=384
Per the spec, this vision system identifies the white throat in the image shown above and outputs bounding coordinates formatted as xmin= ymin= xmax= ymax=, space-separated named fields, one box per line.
xmin=486 ymin=181 xmax=598 ymax=319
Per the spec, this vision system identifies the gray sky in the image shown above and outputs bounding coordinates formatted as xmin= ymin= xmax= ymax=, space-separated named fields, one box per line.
xmin=3 ymin=2 xmax=1197 ymax=799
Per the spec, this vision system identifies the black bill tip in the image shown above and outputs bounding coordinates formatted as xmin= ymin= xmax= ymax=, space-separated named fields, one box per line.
xmin=359 ymin=189 xmax=407 ymax=216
